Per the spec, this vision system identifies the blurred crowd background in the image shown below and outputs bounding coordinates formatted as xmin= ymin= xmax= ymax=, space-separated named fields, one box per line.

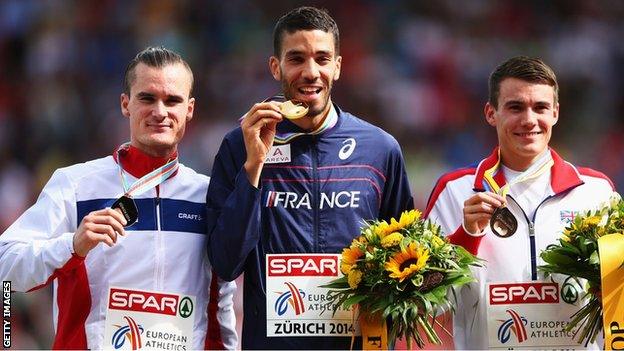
xmin=1 ymin=0 xmax=623 ymax=348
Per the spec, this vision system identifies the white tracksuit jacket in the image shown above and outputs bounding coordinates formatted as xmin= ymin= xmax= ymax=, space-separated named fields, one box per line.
xmin=424 ymin=147 xmax=615 ymax=350
xmin=0 ymin=149 xmax=237 ymax=350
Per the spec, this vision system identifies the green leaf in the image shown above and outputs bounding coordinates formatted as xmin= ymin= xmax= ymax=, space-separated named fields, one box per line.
xmin=343 ymin=294 xmax=367 ymax=308
xmin=589 ymin=250 xmax=599 ymax=265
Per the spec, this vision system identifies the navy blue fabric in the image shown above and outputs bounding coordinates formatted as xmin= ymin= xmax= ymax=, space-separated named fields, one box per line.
xmin=206 ymin=106 xmax=414 ymax=350
xmin=77 ymin=198 xmax=205 ymax=233
xmin=160 ymin=199 xmax=207 ymax=234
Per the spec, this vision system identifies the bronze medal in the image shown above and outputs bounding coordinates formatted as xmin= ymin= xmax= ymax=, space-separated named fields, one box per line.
xmin=112 ymin=195 xmax=139 ymax=226
xmin=490 ymin=206 xmax=517 ymax=238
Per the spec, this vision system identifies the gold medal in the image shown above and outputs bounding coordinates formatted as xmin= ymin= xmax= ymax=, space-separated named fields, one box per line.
xmin=279 ymin=100 xmax=309 ymax=120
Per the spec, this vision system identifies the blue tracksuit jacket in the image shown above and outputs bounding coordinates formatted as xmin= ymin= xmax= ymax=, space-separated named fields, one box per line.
xmin=207 ymin=105 xmax=414 ymax=349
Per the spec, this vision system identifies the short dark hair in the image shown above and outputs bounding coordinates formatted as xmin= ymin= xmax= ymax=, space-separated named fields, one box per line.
xmin=123 ymin=46 xmax=194 ymax=95
xmin=273 ymin=6 xmax=340 ymax=57
xmin=489 ymin=56 xmax=558 ymax=107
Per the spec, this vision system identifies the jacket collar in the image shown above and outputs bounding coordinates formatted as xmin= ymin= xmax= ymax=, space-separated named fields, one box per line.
xmin=473 ymin=146 xmax=583 ymax=195
xmin=112 ymin=144 xmax=179 ymax=179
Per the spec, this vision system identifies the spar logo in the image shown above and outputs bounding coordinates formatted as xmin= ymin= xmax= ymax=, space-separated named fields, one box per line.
xmin=111 ymin=316 xmax=144 ymax=350
xmin=561 ymin=277 xmax=581 ymax=304
xmin=274 ymin=282 xmax=306 ymax=316
xmin=108 ymin=288 xmax=193 ymax=318
xmin=489 ymin=282 xmax=559 ymax=305
xmin=268 ymin=255 xmax=339 ymax=277
xmin=497 ymin=309 xmax=528 ymax=344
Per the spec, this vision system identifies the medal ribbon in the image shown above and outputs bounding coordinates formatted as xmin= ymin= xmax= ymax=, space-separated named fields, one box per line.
xmin=115 ymin=143 xmax=179 ymax=197
xmin=482 ymin=150 xmax=554 ymax=198
xmin=273 ymin=105 xmax=338 ymax=144
xmin=598 ymin=233 xmax=624 ymax=350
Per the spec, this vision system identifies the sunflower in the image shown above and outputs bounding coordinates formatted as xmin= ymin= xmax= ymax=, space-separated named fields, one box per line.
xmin=373 ymin=220 xmax=392 ymax=239
xmin=375 ymin=210 xmax=422 ymax=239
xmin=340 ymin=243 xmax=364 ymax=274
xmin=398 ymin=209 xmax=421 ymax=228
xmin=385 ymin=242 xmax=430 ymax=282
xmin=381 ymin=232 xmax=404 ymax=248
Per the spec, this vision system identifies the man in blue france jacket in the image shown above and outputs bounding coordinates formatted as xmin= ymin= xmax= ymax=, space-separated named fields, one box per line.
xmin=206 ymin=6 xmax=414 ymax=350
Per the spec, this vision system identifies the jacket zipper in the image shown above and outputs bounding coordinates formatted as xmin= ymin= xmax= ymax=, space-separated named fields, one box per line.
xmin=155 ymin=185 xmax=164 ymax=290
xmin=508 ymin=194 xmax=554 ymax=280
xmin=311 ymin=137 xmax=320 ymax=252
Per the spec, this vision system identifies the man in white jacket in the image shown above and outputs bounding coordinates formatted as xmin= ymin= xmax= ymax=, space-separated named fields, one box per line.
xmin=0 ymin=46 xmax=237 ymax=349
xmin=425 ymin=56 xmax=615 ymax=349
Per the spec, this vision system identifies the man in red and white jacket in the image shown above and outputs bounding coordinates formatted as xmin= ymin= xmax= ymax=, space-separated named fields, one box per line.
xmin=0 ymin=47 xmax=237 ymax=349
xmin=425 ymin=56 xmax=616 ymax=350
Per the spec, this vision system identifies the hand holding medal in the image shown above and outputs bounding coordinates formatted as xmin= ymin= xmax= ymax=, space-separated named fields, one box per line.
xmin=112 ymin=143 xmax=179 ymax=227
xmin=481 ymin=150 xmax=554 ymax=238
xmin=490 ymin=205 xmax=518 ymax=238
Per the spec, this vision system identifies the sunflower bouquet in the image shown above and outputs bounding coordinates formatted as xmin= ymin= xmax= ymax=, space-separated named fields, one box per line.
xmin=322 ymin=210 xmax=482 ymax=349
xmin=539 ymin=195 xmax=624 ymax=347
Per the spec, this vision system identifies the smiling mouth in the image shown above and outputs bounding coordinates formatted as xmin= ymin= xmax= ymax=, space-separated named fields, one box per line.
xmin=148 ymin=124 xmax=172 ymax=129
xmin=297 ymin=87 xmax=322 ymax=95
xmin=515 ymin=132 xmax=542 ymax=137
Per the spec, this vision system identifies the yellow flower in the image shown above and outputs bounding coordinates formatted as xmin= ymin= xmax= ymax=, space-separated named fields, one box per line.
xmin=385 ymin=242 xmax=430 ymax=282
xmin=376 ymin=210 xmax=422 ymax=238
xmin=431 ymin=235 xmax=445 ymax=248
xmin=583 ymin=216 xmax=602 ymax=228
xmin=381 ymin=232 xmax=404 ymax=248
xmin=348 ymin=269 xmax=363 ymax=288
xmin=562 ymin=228 xmax=573 ymax=242
xmin=398 ymin=210 xmax=421 ymax=228
xmin=374 ymin=220 xmax=392 ymax=238
xmin=340 ymin=244 xmax=364 ymax=274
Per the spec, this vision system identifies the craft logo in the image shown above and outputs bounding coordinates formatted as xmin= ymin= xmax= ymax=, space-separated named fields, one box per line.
xmin=111 ymin=316 xmax=144 ymax=350
xmin=274 ymin=282 xmax=306 ymax=316
xmin=108 ymin=288 xmax=193 ymax=318
xmin=560 ymin=210 xmax=578 ymax=225
xmin=268 ymin=255 xmax=339 ymax=277
xmin=497 ymin=309 xmax=528 ymax=344
xmin=177 ymin=212 xmax=203 ymax=221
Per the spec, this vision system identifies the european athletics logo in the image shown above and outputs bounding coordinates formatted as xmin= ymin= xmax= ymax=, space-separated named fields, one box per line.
xmin=497 ymin=309 xmax=528 ymax=344
xmin=111 ymin=316 xmax=144 ymax=350
xmin=274 ymin=282 xmax=306 ymax=316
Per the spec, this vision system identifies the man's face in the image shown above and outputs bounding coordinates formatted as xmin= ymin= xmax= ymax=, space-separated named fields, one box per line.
xmin=120 ymin=62 xmax=194 ymax=157
xmin=485 ymin=77 xmax=559 ymax=170
xmin=269 ymin=29 xmax=341 ymax=120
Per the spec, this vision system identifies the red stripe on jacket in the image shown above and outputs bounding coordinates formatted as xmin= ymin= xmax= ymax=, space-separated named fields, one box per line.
xmin=205 ymin=270 xmax=225 ymax=350
xmin=52 ymin=254 xmax=91 ymax=349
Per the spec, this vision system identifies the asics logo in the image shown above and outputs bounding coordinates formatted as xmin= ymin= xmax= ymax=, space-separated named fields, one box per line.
xmin=338 ymin=138 xmax=356 ymax=160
